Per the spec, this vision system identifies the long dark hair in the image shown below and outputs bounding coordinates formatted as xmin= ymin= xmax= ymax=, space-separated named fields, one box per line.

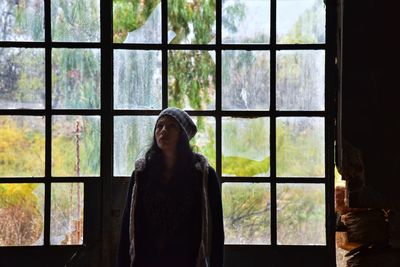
xmin=144 ymin=124 xmax=196 ymax=178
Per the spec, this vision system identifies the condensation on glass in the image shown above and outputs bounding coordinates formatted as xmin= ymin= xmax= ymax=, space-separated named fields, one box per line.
xmin=276 ymin=50 xmax=325 ymax=111
xmin=277 ymin=184 xmax=325 ymax=245
xmin=51 ymin=0 xmax=100 ymax=42
xmin=222 ymin=50 xmax=270 ymax=110
xmin=190 ymin=116 xmax=216 ymax=169
xmin=50 ymin=183 xmax=84 ymax=245
xmin=222 ymin=0 xmax=270 ymax=44
xmin=0 ymin=116 xmax=45 ymax=178
xmin=0 ymin=0 xmax=44 ymax=41
xmin=168 ymin=50 xmax=216 ymax=110
xmin=168 ymin=0 xmax=216 ymax=44
xmin=222 ymin=183 xmax=271 ymax=244
xmin=276 ymin=117 xmax=325 ymax=177
xmin=277 ymin=0 xmax=325 ymax=44
xmin=0 ymin=48 xmax=45 ymax=109
xmin=222 ymin=117 xmax=270 ymax=177
xmin=114 ymin=50 xmax=162 ymax=110
xmin=0 ymin=183 xmax=44 ymax=246
xmin=52 ymin=116 xmax=100 ymax=177
xmin=52 ymin=49 xmax=101 ymax=109
xmin=114 ymin=1 xmax=162 ymax=43
xmin=113 ymin=116 xmax=157 ymax=176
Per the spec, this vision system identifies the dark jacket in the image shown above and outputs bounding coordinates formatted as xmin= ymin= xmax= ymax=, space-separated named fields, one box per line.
xmin=117 ymin=153 xmax=224 ymax=267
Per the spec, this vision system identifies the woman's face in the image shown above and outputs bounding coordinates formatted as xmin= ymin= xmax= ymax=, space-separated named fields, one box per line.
xmin=155 ymin=116 xmax=181 ymax=153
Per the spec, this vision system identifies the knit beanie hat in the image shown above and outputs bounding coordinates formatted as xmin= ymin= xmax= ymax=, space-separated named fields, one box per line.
xmin=156 ymin=107 xmax=197 ymax=140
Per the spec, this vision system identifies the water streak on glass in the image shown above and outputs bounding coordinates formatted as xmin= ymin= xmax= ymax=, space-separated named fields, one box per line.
xmin=223 ymin=183 xmax=271 ymax=244
xmin=0 ymin=116 xmax=45 ymax=178
xmin=0 ymin=48 xmax=45 ymax=109
xmin=222 ymin=50 xmax=270 ymax=110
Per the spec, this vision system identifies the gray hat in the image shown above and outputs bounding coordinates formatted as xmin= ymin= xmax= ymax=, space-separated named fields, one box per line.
xmin=156 ymin=107 xmax=197 ymax=140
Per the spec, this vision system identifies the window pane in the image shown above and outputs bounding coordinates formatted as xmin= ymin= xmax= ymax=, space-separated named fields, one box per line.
xmin=223 ymin=183 xmax=270 ymax=244
xmin=276 ymin=50 xmax=324 ymax=111
xmin=52 ymin=116 xmax=100 ymax=177
xmin=113 ymin=0 xmax=161 ymax=43
xmin=190 ymin=116 xmax=215 ymax=169
xmin=277 ymin=117 xmax=324 ymax=177
xmin=0 ymin=183 xmax=44 ymax=246
xmin=114 ymin=50 xmax=162 ymax=110
xmin=277 ymin=0 xmax=325 ymax=44
xmin=51 ymin=0 xmax=100 ymax=42
xmin=222 ymin=0 xmax=270 ymax=44
xmin=51 ymin=183 xmax=84 ymax=245
xmin=0 ymin=116 xmax=45 ymax=178
xmin=114 ymin=116 xmax=157 ymax=176
xmin=168 ymin=0 xmax=216 ymax=44
xmin=0 ymin=48 xmax=45 ymax=109
xmin=168 ymin=50 xmax=215 ymax=110
xmin=277 ymin=184 xmax=325 ymax=245
xmin=0 ymin=0 xmax=44 ymax=41
xmin=52 ymin=49 xmax=101 ymax=109
xmin=222 ymin=50 xmax=270 ymax=110
xmin=222 ymin=117 xmax=270 ymax=177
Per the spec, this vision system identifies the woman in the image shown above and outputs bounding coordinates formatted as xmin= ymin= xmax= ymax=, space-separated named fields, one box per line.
xmin=117 ymin=107 xmax=224 ymax=267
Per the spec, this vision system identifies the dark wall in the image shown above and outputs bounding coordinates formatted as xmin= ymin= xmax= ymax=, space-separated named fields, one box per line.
xmin=342 ymin=0 xmax=400 ymax=206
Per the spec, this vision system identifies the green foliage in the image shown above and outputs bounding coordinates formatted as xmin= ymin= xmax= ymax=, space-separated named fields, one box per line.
xmin=222 ymin=2 xmax=245 ymax=33
xmin=223 ymin=156 xmax=270 ymax=177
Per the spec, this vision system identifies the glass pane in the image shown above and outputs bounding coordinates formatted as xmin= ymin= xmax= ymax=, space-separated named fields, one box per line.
xmin=52 ymin=49 xmax=101 ymax=109
xmin=0 ymin=116 xmax=45 ymax=178
xmin=114 ymin=116 xmax=157 ymax=176
xmin=168 ymin=0 xmax=216 ymax=44
xmin=114 ymin=50 xmax=162 ymax=109
xmin=190 ymin=116 xmax=215 ymax=169
xmin=222 ymin=0 xmax=270 ymax=44
xmin=168 ymin=50 xmax=215 ymax=110
xmin=277 ymin=0 xmax=325 ymax=44
xmin=222 ymin=183 xmax=270 ymax=244
xmin=51 ymin=183 xmax=84 ymax=245
xmin=113 ymin=0 xmax=161 ymax=43
xmin=0 ymin=0 xmax=44 ymax=41
xmin=0 ymin=48 xmax=45 ymax=109
xmin=51 ymin=0 xmax=100 ymax=42
xmin=0 ymin=183 xmax=44 ymax=246
xmin=276 ymin=117 xmax=324 ymax=177
xmin=222 ymin=50 xmax=270 ymax=110
xmin=277 ymin=184 xmax=325 ymax=245
xmin=222 ymin=117 xmax=270 ymax=177
xmin=276 ymin=50 xmax=324 ymax=111
xmin=52 ymin=116 xmax=100 ymax=177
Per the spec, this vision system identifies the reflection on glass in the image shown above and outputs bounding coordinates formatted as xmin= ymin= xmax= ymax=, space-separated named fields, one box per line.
xmin=51 ymin=183 xmax=84 ymax=245
xmin=223 ymin=183 xmax=270 ymax=244
xmin=222 ymin=117 xmax=270 ymax=177
xmin=0 ymin=48 xmax=45 ymax=109
xmin=0 ymin=0 xmax=44 ymax=41
xmin=114 ymin=116 xmax=157 ymax=176
xmin=113 ymin=0 xmax=161 ymax=43
xmin=52 ymin=116 xmax=100 ymax=177
xmin=277 ymin=184 xmax=325 ymax=245
xmin=114 ymin=50 xmax=162 ymax=109
xmin=276 ymin=117 xmax=324 ymax=177
xmin=277 ymin=0 xmax=325 ymax=44
xmin=0 ymin=116 xmax=45 ymax=178
xmin=168 ymin=0 xmax=215 ymax=44
xmin=276 ymin=50 xmax=325 ymax=111
xmin=222 ymin=0 xmax=270 ymax=44
xmin=190 ymin=117 xmax=216 ymax=169
xmin=0 ymin=183 xmax=44 ymax=246
xmin=51 ymin=0 xmax=100 ymax=42
xmin=168 ymin=50 xmax=215 ymax=110
xmin=222 ymin=50 xmax=270 ymax=110
xmin=52 ymin=49 xmax=101 ymax=109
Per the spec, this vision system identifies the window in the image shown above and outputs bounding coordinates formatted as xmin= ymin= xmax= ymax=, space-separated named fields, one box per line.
xmin=1 ymin=0 xmax=336 ymax=265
